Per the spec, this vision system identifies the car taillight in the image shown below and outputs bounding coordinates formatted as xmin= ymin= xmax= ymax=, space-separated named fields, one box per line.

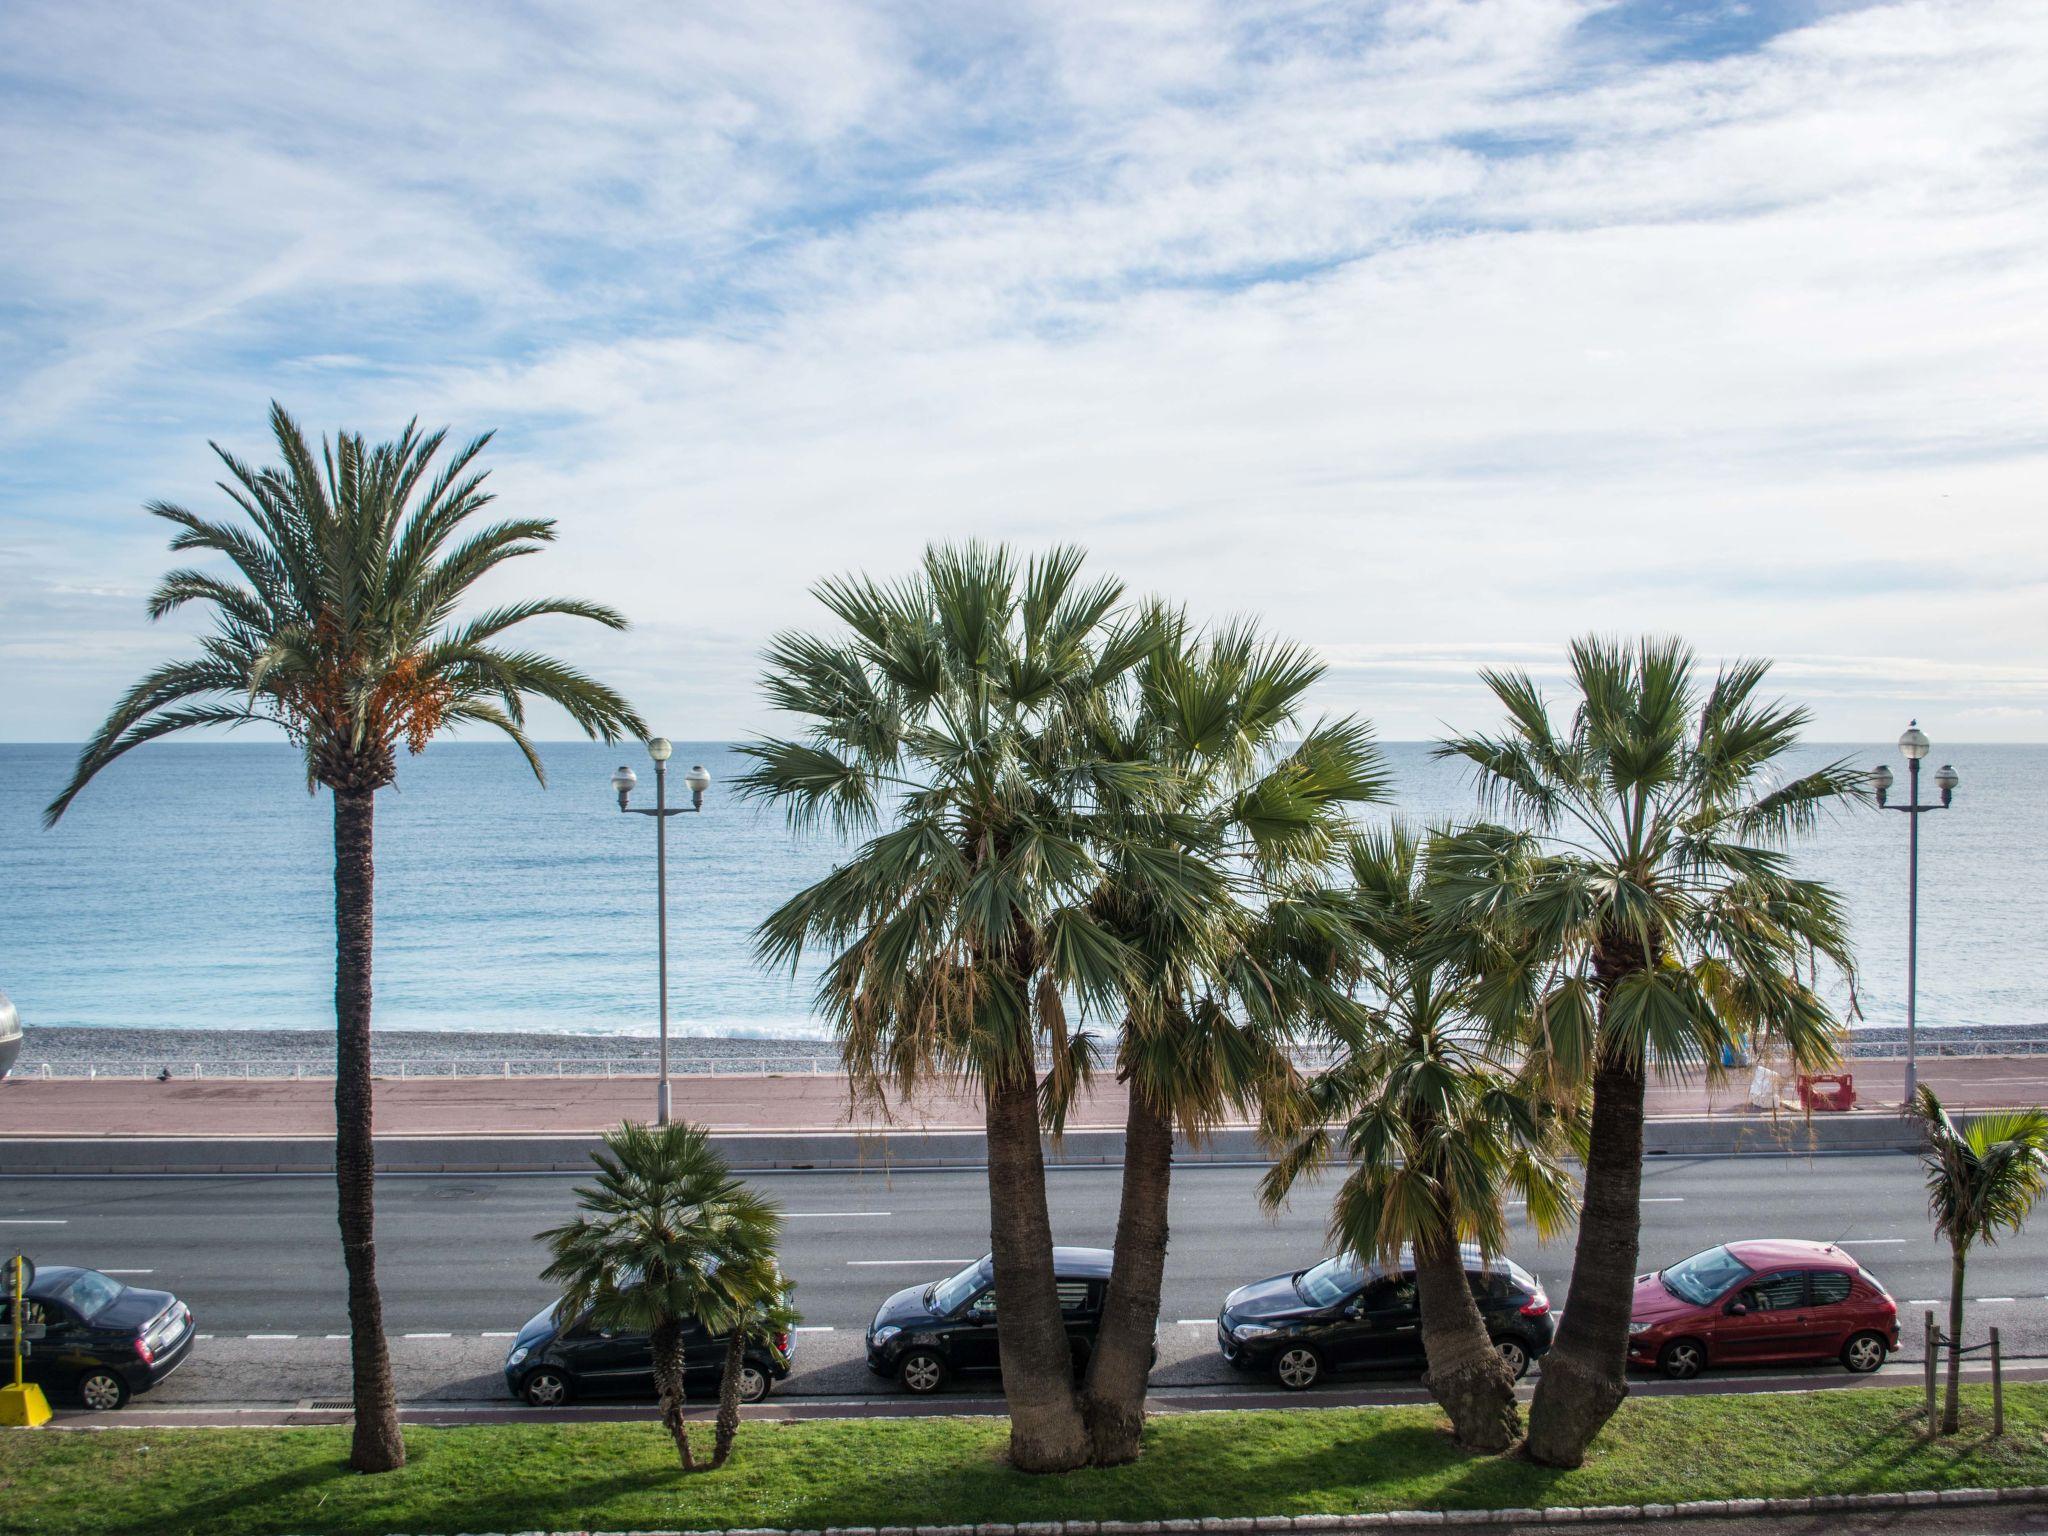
xmin=135 ymin=1337 xmax=155 ymax=1365
xmin=775 ymin=1331 xmax=791 ymax=1354
xmin=1520 ymin=1292 xmax=1551 ymax=1317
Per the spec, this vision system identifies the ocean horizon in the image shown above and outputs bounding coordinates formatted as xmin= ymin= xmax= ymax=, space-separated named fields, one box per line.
xmin=2 ymin=738 xmax=2039 ymax=1040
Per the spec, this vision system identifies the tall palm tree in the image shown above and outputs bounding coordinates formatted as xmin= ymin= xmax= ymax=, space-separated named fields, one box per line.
xmin=540 ymin=1121 xmax=786 ymax=1470
xmin=1431 ymin=636 xmax=1859 ymax=1468
xmin=1909 ymin=1086 xmax=2048 ymax=1433
xmin=1075 ymin=614 xmax=1390 ymax=1465
xmin=44 ymin=403 xmax=643 ymax=1472
xmin=741 ymin=543 xmax=1161 ymax=1473
xmin=1263 ymin=824 xmax=1580 ymax=1453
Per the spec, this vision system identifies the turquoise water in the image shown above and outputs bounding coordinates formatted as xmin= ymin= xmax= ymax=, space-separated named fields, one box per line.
xmin=0 ymin=740 xmax=2038 ymax=1037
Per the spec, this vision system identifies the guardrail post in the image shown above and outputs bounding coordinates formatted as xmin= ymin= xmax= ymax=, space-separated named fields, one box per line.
xmin=1924 ymin=1311 xmax=1937 ymax=1430
xmin=1991 ymin=1326 xmax=2003 ymax=1437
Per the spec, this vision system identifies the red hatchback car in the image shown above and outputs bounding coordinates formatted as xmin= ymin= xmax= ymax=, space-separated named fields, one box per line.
xmin=1626 ymin=1239 xmax=1900 ymax=1380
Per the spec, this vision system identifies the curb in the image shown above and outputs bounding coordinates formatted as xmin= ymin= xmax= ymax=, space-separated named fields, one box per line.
xmin=345 ymin=1484 xmax=2048 ymax=1534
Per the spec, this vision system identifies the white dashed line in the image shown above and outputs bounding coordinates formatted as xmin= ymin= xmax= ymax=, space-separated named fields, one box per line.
xmin=1839 ymin=1239 xmax=1906 ymax=1245
xmin=784 ymin=1212 xmax=893 ymax=1219
xmin=1177 ymin=1319 xmax=1211 ymax=1326
xmin=101 ymin=1268 xmax=156 ymax=1274
xmin=246 ymin=1334 xmax=298 ymax=1341
xmin=0 ymin=1219 xmax=67 ymax=1225
xmin=794 ymin=1326 xmax=835 ymax=1333
xmin=1976 ymin=1297 xmax=2015 ymax=1304
xmin=846 ymin=1259 xmax=972 ymax=1266
xmin=481 ymin=1331 xmax=518 ymax=1339
xmin=326 ymin=1333 xmax=350 ymax=1340
xmin=404 ymin=1331 xmax=453 ymax=1339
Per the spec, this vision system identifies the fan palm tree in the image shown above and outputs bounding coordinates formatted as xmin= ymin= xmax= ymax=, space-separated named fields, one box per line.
xmin=741 ymin=543 xmax=1162 ymax=1473
xmin=1263 ymin=824 xmax=1581 ymax=1452
xmin=1909 ymin=1086 xmax=2048 ymax=1433
xmin=1431 ymin=636 xmax=1859 ymax=1467
xmin=712 ymin=1280 xmax=800 ymax=1467
xmin=44 ymin=403 xmax=642 ymax=1472
xmin=539 ymin=1121 xmax=786 ymax=1470
xmin=1075 ymin=613 xmax=1391 ymax=1465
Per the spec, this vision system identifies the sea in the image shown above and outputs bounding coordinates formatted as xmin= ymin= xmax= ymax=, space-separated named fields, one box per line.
xmin=0 ymin=739 xmax=2039 ymax=1042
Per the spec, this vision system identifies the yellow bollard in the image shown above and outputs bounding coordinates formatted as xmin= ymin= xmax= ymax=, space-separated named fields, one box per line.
xmin=2 ymin=1254 xmax=52 ymax=1428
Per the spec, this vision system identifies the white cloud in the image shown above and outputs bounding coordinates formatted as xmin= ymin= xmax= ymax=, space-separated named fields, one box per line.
xmin=4 ymin=0 xmax=2046 ymax=743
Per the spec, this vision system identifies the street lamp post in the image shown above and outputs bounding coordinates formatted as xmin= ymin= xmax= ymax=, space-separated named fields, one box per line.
xmin=1869 ymin=721 xmax=1959 ymax=1107
xmin=612 ymin=739 xmax=712 ymax=1126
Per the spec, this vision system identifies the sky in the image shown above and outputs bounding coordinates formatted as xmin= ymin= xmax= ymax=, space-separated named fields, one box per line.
xmin=3 ymin=0 xmax=2045 ymax=745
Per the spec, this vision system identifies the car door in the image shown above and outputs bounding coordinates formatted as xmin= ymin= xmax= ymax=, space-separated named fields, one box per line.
xmin=2 ymin=1295 xmax=72 ymax=1395
xmin=679 ymin=1316 xmax=727 ymax=1394
xmin=1333 ymin=1272 xmax=1423 ymax=1370
xmin=949 ymin=1284 xmax=1003 ymax=1373
xmin=1713 ymin=1270 xmax=1810 ymax=1363
xmin=555 ymin=1315 xmax=655 ymax=1396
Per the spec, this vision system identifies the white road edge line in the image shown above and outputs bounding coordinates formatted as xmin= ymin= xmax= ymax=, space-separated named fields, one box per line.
xmin=0 ymin=1219 xmax=68 ymax=1224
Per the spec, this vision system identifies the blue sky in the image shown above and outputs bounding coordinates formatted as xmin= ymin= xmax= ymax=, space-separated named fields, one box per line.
xmin=4 ymin=0 xmax=2045 ymax=742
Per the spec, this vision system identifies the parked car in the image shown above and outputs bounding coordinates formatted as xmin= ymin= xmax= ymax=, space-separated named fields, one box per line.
xmin=865 ymin=1246 xmax=1135 ymax=1393
xmin=503 ymin=1301 xmax=793 ymax=1407
xmin=0 ymin=1265 xmax=195 ymax=1409
xmin=1626 ymin=1239 xmax=1900 ymax=1380
xmin=1218 ymin=1248 xmax=1553 ymax=1390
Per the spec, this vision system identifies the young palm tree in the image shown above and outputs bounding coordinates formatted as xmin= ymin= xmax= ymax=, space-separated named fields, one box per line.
xmin=711 ymin=1280 xmax=800 ymax=1467
xmin=1910 ymin=1086 xmax=2048 ymax=1433
xmin=741 ymin=543 xmax=1161 ymax=1473
xmin=1263 ymin=824 xmax=1580 ymax=1453
xmin=1431 ymin=637 xmax=1859 ymax=1468
xmin=540 ymin=1121 xmax=785 ymax=1470
xmin=45 ymin=403 xmax=642 ymax=1472
xmin=1076 ymin=614 xmax=1391 ymax=1465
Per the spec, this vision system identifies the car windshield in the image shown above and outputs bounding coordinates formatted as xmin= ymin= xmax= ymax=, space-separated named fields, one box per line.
xmin=48 ymin=1270 xmax=126 ymax=1322
xmin=1661 ymin=1245 xmax=1752 ymax=1306
xmin=931 ymin=1258 xmax=991 ymax=1315
xmin=1296 ymin=1253 xmax=1367 ymax=1308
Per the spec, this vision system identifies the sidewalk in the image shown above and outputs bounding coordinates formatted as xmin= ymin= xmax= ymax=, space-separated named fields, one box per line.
xmin=4 ymin=1053 xmax=2045 ymax=1139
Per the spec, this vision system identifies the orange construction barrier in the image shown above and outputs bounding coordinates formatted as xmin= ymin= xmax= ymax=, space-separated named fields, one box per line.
xmin=1796 ymin=1072 xmax=1857 ymax=1112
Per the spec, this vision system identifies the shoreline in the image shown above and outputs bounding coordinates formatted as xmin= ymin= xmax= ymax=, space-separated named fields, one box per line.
xmin=7 ymin=1019 xmax=2048 ymax=1078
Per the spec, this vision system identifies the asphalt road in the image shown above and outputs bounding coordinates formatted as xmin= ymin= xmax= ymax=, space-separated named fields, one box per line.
xmin=5 ymin=1152 xmax=2047 ymax=1412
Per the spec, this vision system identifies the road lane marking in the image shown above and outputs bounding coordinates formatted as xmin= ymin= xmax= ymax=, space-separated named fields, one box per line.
xmin=404 ymin=1332 xmax=453 ymax=1338
xmin=785 ymin=1212 xmax=892 ymax=1219
xmin=0 ymin=1219 xmax=67 ymax=1224
xmin=102 ymin=1268 xmax=156 ymax=1274
xmin=846 ymin=1259 xmax=972 ymax=1266
xmin=1641 ymin=1198 xmax=1685 ymax=1203
xmin=1976 ymin=1297 xmax=2015 ymax=1304
xmin=246 ymin=1334 xmax=298 ymax=1340
xmin=326 ymin=1334 xmax=349 ymax=1339
xmin=481 ymin=1331 xmax=518 ymax=1339
xmin=1840 ymin=1239 xmax=1905 ymax=1245
xmin=1908 ymin=1300 xmax=1942 ymax=1306
xmin=1177 ymin=1319 xmax=1211 ymax=1326
xmin=794 ymin=1326 xmax=835 ymax=1333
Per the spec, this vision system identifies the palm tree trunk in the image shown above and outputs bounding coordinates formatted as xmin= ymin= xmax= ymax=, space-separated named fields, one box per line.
xmin=1943 ymin=1244 xmax=1966 ymax=1434
xmin=1414 ymin=1230 xmax=1521 ymax=1452
xmin=713 ymin=1325 xmax=748 ymax=1466
xmin=986 ymin=1060 xmax=1090 ymax=1473
xmin=652 ymin=1318 xmax=695 ymax=1470
xmin=333 ymin=786 xmax=404 ymax=1474
xmin=1526 ymin=1050 xmax=1645 ymax=1468
xmin=1081 ymin=1084 xmax=1173 ymax=1466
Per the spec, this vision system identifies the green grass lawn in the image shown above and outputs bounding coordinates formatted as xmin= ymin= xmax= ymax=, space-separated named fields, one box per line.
xmin=3 ymin=1387 xmax=2045 ymax=1536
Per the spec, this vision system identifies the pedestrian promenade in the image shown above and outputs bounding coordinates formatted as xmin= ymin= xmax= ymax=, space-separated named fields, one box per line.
xmin=3 ymin=1053 xmax=2043 ymax=1139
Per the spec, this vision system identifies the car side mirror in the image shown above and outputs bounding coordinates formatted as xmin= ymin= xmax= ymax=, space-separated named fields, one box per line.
xmin=1725 ymin=1302 xmax=1748 ymax=1318
xmin=1344 ymin=1297 xmax=1364 ymax=1318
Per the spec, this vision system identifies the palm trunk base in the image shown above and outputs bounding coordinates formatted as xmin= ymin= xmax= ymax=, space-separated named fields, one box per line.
xmin=1524 ymin=1346 xmax=1628 ymax=1468
xmin=714 ymin=1328 xmax=748 ymax=1466
xmin=1081 ymin=1397 xmax=1148 ymax=1467
xmin=1423 ymin=1356 xmax=1522 ymax=1454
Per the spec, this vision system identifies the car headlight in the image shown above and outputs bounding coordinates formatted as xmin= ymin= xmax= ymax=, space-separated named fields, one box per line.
xmin=871 ymin=1324 xmax=901 ymax=1345
xmin=506 ymin=1345 xmax=530 ymax=1366
xmin=1627 ymin=1322 xmax=1653 ymax=1335
xmin=1232 ymin=1322 xmax=1279 ymax=1341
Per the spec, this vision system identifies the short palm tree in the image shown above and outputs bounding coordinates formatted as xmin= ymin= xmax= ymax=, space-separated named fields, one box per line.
xmin=1076 ymin=614 xmax=1390 ymax=1465
xmin=45 ymin=403 xmax=642 ymax=1472
xmin=1910 ymin=1086 xmax=2048 ymax=1433
xmin=1431 ymin=637 xmax=1859 ymax=1467
xmin=741 ymin=543 xmax=1161 ymax=1473
xmin=712 ymin=1278 xmax=800 ymax=1467
xmin=540 ymin=1121 xmax=786 ymax=1470
xmin=1263 ymin=824 xmax=1580 ymax=1452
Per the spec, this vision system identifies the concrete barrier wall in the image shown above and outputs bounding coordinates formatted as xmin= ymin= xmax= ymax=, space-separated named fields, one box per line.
xmin=0 ymin=1112 xmax=1919 ymax=1176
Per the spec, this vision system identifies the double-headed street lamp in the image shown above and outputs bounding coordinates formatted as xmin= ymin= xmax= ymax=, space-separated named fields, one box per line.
xmin=612 ymin=738 xmax=712 ymax=1126
xmin=1869 ymin=721 xmax=1960 ymax=1107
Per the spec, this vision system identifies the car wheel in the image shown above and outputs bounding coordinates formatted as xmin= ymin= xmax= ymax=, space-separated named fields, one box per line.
xmin=1657 ymin=1338 xmax=1706 ymax=1381
xmin=1494 ymin=1338 xmax=1530 ymax=1380
xmin=521 ymin=1368 xmax=573 ymax=1407
xmin=1841 ymin=1332 xmax=1888 ymax=1374
xmin=898 ymin=1350 xmax=948 ymax=1395
xmin=1272 ymin=1344 xmax=1322 ymax=1391
xmin=737 ymin=1362 xmax=771 ymax=1403
xmin=77 ymin=1370 xmax=130 ymax=1411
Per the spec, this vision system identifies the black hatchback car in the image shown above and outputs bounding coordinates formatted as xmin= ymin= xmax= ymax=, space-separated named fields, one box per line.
xmin=1219 ymin=1249 xmax=1554 ymax=1390
xmin=1 ymin=1266 xmax=196 ymax=1410
xmin=866 ymin=1247 xmax=1124 ymax=1394
xmin=503 ymin=1302 xmax=794 ymax=1407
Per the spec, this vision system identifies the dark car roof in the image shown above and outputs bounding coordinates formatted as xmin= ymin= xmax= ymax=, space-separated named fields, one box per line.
xmin=24 ymin=1265 xmax=91 ymax=1299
